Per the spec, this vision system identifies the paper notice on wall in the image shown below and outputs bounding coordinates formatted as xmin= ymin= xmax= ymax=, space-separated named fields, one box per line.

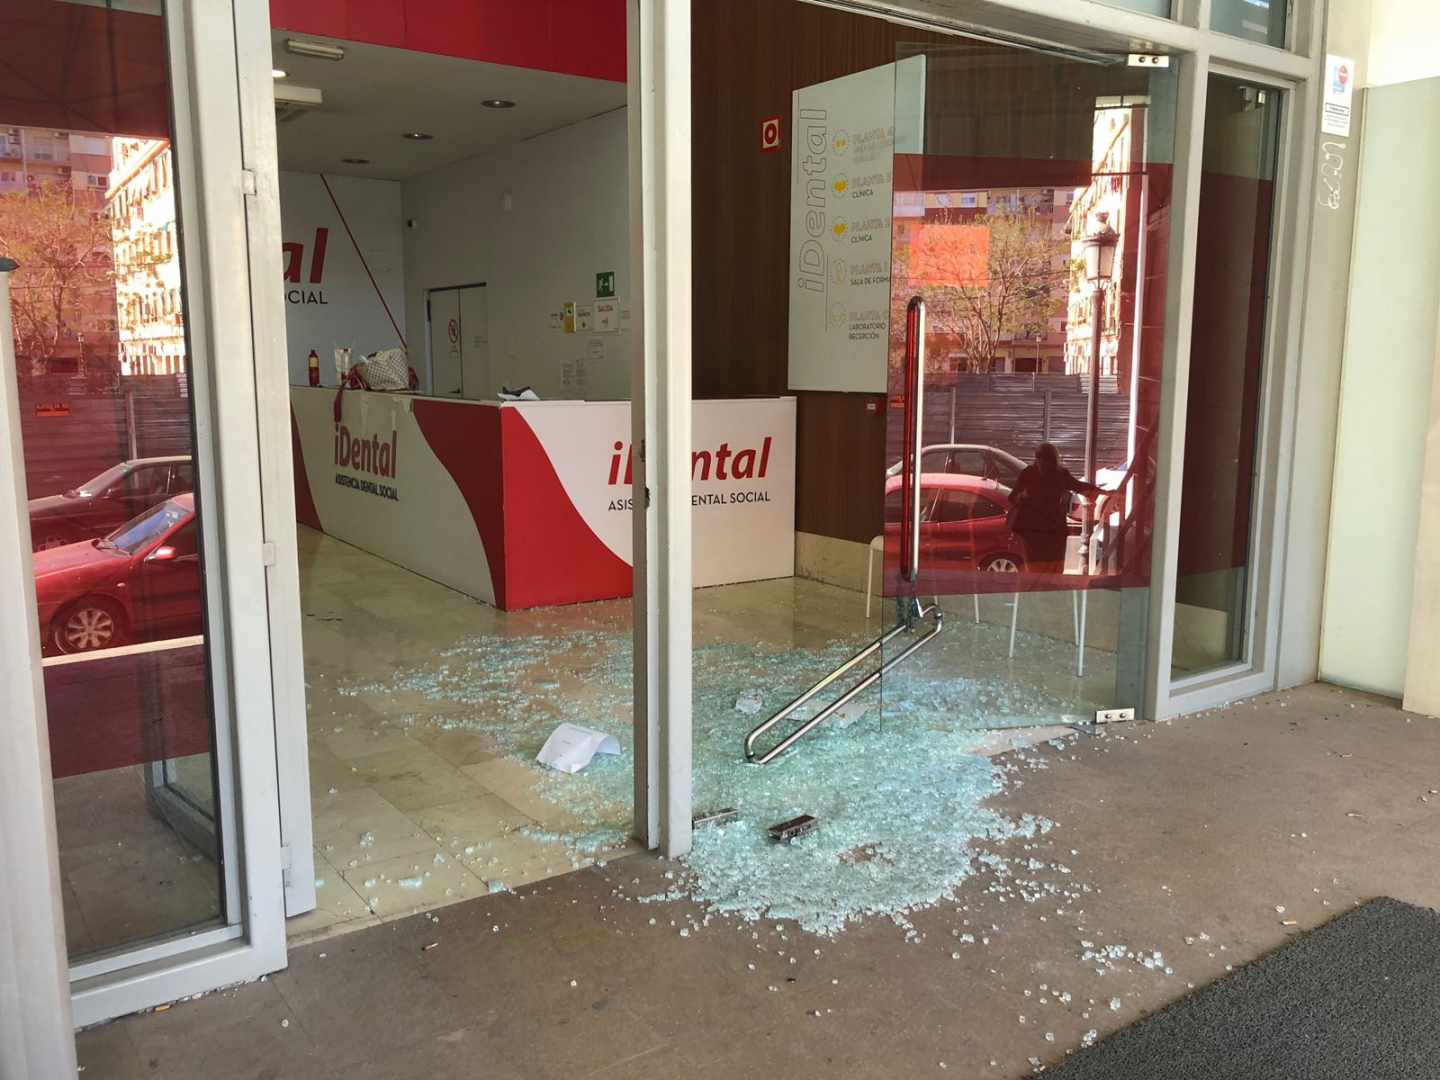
xmin=787 ymin=57 xmax=925 ymax=394
xmin=576 ymin=303 xmax=595 ymax=332
xmin=1322 ymin=55 xmax=1354 ymax=137
xmin=560 ymin=356 xmax=589 ymax=396
xmin=594 ymin=299 xmax=618 ymax=332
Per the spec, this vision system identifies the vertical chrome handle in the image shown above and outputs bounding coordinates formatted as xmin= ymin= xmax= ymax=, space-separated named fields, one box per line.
xmin=901 ymin=295 xmax=925 ymax=584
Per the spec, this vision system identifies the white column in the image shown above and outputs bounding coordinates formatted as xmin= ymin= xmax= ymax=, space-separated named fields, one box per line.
xmin=0 ymin=261 xmax=78 ymax=1076
xmin=628 ymin=0 xmax=693 ymax=857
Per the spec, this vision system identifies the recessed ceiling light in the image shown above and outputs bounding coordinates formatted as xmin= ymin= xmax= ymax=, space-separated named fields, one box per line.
xmin=284 ymin=38 xmax=346 ymax=62
xmin=482 ymin=99 xmax=517 ymax=109
xmin=272 ymin=68 xmax=288 ymax=79
xmin=341 ymin=157 xmax=370 ymax=165
xmin=402 ymin=131 xmax=434 ymax=141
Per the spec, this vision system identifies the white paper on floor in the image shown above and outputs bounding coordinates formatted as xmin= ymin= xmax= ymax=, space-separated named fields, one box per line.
xmin=537 ymin=723 xmax=622 ymax=774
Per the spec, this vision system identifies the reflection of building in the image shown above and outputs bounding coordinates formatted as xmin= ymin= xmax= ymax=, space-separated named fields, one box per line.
xmin=0 ymin=125 xmax=118 ymax=374
xmin=892 ymin=186 xmax=1073 ymax=373
xmin=108 ymin=138 xmax=185 ymax=377
xmin=1065 ymin=103 xmax=1149 ymax=381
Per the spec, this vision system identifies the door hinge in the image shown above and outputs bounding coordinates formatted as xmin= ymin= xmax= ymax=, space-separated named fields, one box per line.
xmin=241 ymin=169 xmax=258 ymax=196
xmin=280 ymin=843 xmax=293 ymax=886
xmin=261 ymin=540 xmax=278 ymax=567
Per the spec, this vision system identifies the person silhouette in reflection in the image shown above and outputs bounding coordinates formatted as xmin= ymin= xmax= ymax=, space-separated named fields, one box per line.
xmin=1006 ymin=443 xmax=1103 ymax=576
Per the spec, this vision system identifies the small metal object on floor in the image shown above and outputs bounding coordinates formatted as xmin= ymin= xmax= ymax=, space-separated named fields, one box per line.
xmin=692 ymin=808 xmax=739 ymax=829
xmin=768 ymin=814 xmax=818 ymax=842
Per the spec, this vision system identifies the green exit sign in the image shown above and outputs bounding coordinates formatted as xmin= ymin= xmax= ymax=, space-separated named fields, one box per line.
xmin=596 ymin=271 xmax=616 ymax=298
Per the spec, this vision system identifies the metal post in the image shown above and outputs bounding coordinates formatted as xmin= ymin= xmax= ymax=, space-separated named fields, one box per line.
xmin=0 ymin=260 xmax=79 ymax=1075
xmin=1083 ymin=285 xmax=1105 ymax=566
xmin=629 ymin=0 xmax=692 ymax=858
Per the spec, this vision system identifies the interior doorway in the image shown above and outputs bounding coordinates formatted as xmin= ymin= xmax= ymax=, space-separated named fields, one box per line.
xmin=267 ymin=19 xmax=646 ymax=940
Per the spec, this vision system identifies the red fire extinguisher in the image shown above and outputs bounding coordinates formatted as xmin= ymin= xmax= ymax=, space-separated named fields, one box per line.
xmin=307 ymin=349 xmax=320 ymax=386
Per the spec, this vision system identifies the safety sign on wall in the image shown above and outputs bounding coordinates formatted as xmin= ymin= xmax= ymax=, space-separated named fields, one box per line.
xmin=1322 ymin=54 xmax=1354 ymax=138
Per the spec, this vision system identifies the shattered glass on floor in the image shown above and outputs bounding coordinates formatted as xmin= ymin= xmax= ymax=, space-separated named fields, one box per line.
xmin=339 ymin=597 xmax=1115 ymax=936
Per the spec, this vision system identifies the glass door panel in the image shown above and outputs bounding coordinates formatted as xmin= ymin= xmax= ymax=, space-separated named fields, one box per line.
xmin=881 ymin=41 xmax=1179 ymax=734
xmin=3 ymin=0 xmax=229 ymax=963
xmin=1170 ymin=75 xmax=1282 ymax=678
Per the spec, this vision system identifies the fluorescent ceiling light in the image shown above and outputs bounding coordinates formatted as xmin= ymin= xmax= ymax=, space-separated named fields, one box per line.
xmin=272 ymin=68 xmax=288 ymax=79
xmin=285 ymin=38 xmax=346 ymax=62
xmin=482 ymin=99 xmax=517 ymax=109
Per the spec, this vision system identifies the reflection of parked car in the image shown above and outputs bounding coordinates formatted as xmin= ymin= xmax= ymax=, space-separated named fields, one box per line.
xmin=885 ymin=443 xmax=1025 ymax=487
xmin=883 ymin=473 xmax=1026 ymax=573
xmin=34 ymin=494 xmax=202 ymax=655
xmin=28 ymin=456 xmax=193 ymax=551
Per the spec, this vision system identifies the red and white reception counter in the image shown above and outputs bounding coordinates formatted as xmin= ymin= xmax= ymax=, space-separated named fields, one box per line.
xmin=290 ymin=387 xmax=796 ymax=610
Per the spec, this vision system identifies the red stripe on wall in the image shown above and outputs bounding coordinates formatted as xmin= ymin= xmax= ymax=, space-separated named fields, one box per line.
xmin=412 ymin=400 xmax=510 ymax=608
xmin=268 ymin=0 xmax=626 ymax=84
xmin=499 ymin=410 xmax=633 ymax=610
xmin=46 ymin=646 xmax=211 ymax=779
xmin=291 ymin=408 xmax=323 ymax=531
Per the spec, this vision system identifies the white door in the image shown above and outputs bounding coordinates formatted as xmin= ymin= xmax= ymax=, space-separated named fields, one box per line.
xmin=428 ymin=288 xmax=464 ymax=396
xmin=0 ymin=0 xmax=292 ymax=1031
xmin=458 ymin=285 xmax=490 ymax=398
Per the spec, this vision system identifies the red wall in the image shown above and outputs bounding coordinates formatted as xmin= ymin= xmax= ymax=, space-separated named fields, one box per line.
xmin=268 ymin=0 xmax=626 ymax=83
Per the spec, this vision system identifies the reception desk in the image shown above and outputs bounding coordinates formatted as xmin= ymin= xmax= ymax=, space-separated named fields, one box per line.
xmin=290 ymin=387 xmax=796 ymax=610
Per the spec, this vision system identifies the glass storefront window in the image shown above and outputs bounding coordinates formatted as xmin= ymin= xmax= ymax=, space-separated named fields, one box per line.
xmin=2 ymin=0 xmax=226 ymax=961
xmin=1212 ymin=0 xmax=1288 ymax=49
xmin=1103 ymin=0 xmax=1170 ymax=16
xmin=1171 ymin=74 xmax=1282 ymax=678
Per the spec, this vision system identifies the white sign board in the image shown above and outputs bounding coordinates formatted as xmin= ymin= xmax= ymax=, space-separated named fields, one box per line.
xmin=1322 ymin=55 xmax=1355 ymax=138
xmin=513 ymin=396 xmax=797 ymax=588
xmin=787 ymin=58 xmax=925 ymax=394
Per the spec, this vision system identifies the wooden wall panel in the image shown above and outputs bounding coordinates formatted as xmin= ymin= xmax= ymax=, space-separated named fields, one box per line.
xmin=795 ymin=391 xmax=889 ymax=545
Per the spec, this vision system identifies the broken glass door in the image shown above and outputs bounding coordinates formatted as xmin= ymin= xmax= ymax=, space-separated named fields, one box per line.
xmin=880 ymin=40 xmax=1181 ymax=743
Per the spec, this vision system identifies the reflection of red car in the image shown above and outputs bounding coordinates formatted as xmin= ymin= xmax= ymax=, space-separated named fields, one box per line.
xmin=883 ymin=473 xmax=1025 ymax=573
xmin=33 ymin=494 xmax=203 ymax=655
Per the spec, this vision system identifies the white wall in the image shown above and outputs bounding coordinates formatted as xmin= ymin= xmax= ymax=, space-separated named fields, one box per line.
xmin=401 ymin=109 xmax=631 ymax=402
xmin=1319 ymin=77 xmax=1440 ymax=697
xmin=279 ymin=172 xmax=406 ymax=386
xmin=1368 ymin=0 xmax=1440 ymax=87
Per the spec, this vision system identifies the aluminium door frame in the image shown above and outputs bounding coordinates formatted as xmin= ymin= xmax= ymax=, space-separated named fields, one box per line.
xmin=0 ymin=0 xmax=292 ymax=1034
xmin=793 ymin=0 xmax=1326 ymax=724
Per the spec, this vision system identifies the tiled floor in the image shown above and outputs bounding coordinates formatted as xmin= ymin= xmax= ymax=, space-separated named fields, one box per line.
xmin=55 ymin=527 xmax=1133 ymax=955
xmin=290 ymin=528 xmax=1127 ymax=941
xmin=77 ymin=683 xmax=1440 ymax=1079
xmin=290 ymin=529 xmax=642 ymax=942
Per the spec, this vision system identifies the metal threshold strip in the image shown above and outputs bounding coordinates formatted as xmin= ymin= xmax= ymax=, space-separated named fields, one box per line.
xmin=744 ymin=602 xmax=944 ymax=764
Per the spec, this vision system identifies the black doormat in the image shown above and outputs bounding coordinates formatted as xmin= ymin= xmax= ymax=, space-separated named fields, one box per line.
xmin=1040 ymin=898 xmax=1440 ymax=1079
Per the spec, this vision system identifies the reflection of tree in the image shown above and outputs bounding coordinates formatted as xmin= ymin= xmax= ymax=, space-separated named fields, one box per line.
xmin=0 ymin=183 xmax=114 ymax=377
xmin=892 ymin=208 xmax=1068 ymax=374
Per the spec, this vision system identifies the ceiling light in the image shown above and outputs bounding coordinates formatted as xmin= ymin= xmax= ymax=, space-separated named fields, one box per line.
xmin=402 ymin=131 xmax=434 ymax=141
xmin=284 ymin=38 xmax=346 ymax=62
xmin=272 ymin=68 xmax=287 ymax=79
xmin=482 ymin=99 xmax=517 ymax=109
xmin=341 ymin=157 xmax=370 ymax=165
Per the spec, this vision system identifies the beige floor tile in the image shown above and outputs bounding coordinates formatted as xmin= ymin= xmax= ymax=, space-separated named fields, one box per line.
xmin=459 ymin=758 xmax=584 ymax=828
xmin=286 ymin=855 xmax=372 ymax=938
xmin=458 ymin=829 xmax=583 ymax=890
xmin=413 ymin=794 xmax=537 ymax=850
xmin=412 ymin=726 xmax=502 ymax=767
xmin=313 ymin=788 xmax=437 ymax=868
xmin=340 ymin=848 xmax=483 ymax=921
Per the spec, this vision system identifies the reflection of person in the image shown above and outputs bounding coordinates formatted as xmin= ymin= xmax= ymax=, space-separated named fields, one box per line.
xmin=1007 ymin=443 xmax=1102 ymax=574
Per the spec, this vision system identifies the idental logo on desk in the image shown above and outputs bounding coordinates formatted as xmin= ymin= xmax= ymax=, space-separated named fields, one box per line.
xmin=335 ymin=424 xmax=399 ymax=479
xmin=606 ymin=438 xmax=773 ymax=485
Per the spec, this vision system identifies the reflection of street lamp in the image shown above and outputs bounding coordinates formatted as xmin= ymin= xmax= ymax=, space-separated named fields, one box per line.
xmin=1081 ymin=214 xmax=1119 ymax=566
